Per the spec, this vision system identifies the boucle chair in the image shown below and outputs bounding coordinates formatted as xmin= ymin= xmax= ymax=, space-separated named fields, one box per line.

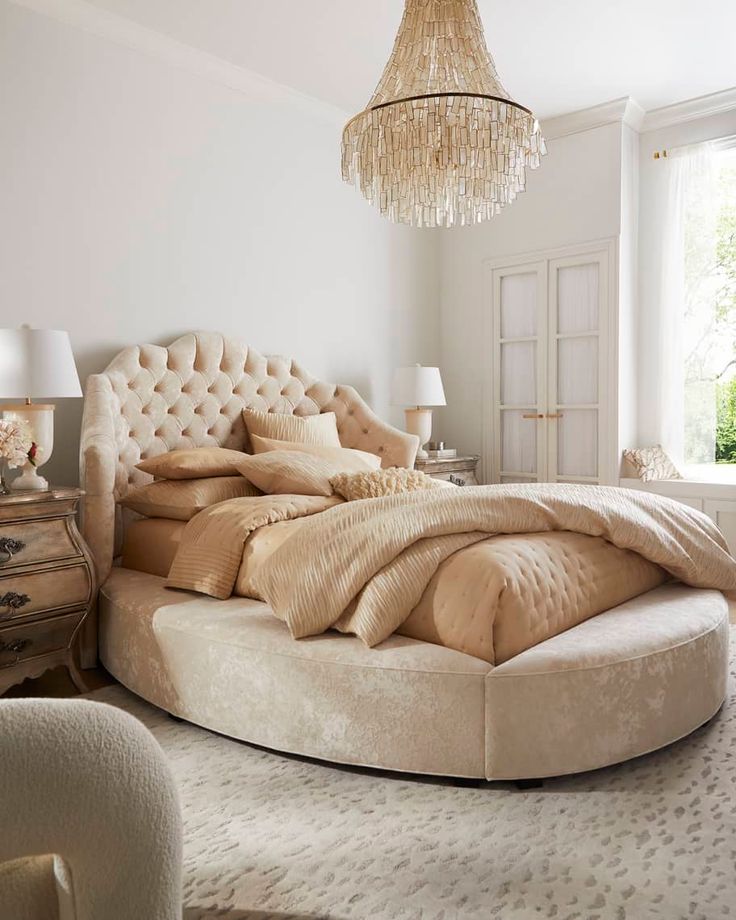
xmin=0 ymin=698 xmax=182 ymax=920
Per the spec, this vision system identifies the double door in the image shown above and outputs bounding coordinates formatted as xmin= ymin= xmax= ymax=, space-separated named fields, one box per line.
xmin=489 ymin=245 xmax=613 ymax=485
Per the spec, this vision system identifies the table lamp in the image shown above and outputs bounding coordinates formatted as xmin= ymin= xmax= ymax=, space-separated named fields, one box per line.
xmin=391 ymin=364 xmax=446 ymax=458
xmin=0 ymin=326 xmax=82 ymax=491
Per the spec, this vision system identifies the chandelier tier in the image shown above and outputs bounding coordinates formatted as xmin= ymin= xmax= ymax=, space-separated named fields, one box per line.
xmin=341 ymin=0 xmax=545 ymax=228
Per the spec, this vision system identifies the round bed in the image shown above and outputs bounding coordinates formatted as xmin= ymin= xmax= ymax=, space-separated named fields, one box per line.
xmin=80 ymin=332 xmax=731 ymax=780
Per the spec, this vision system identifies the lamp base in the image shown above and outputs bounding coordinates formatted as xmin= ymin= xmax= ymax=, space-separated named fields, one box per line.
xmin=10 ymin=463 xmax=49 ymax=491
xmin=404 ymin=408 xmax=433 ymax=458
xmin=2 ymin=404 xmax=54 ymax=492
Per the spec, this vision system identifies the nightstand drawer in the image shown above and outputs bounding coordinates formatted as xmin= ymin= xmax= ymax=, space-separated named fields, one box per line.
xmin=0 ymin=518 xmax=82 ymax=570
xmin=0 ymin=564 xmax=91 ymax=623
xmin=0 ymin=611 xmax=85 ymax=669
xmin=430 ymin=470 xmax=479 ymax=487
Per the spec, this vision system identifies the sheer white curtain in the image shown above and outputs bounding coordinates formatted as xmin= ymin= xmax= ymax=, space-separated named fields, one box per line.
xmin=649 ymin=141 xmax=719 ymax=465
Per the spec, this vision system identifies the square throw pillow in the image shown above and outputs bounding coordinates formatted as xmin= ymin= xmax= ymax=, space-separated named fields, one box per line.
xmin=236 ymin=449 xmax=377 ymax=497
xmin=120 ymin=476 xmax=261 ymax=520
xmin=243 ymin=408 xmax=340 ymax=447
xmin=622 ymin=445 xmax=683 ymax=483
xmin=330 ymin=467 xmax=444 ymax=501
xmin=136 ymin=447 xmax=245 ymax=480
xmin=250 ymin=434 xmax=380 ymax=468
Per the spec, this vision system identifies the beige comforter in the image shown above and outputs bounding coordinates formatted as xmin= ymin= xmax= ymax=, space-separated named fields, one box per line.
xmin=167 ymin=483 xmax=736 ymax=660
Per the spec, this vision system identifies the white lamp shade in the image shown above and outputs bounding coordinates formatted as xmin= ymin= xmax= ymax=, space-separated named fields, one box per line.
xmin=391 ymin=365 xmax=446 ymax=407
xmin=0 ymin=327 xmax=82 ymax=399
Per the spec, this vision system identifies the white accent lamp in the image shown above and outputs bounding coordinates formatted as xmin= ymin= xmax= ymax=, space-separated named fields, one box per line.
xmin=0 ymin=326 xmax=82 ymax=491
xmin=391 ymin=365 xmax=446 ymax=458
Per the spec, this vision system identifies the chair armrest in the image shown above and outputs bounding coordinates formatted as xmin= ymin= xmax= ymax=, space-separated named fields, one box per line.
xmin=0 ymin=699 xmax=182 ymax=920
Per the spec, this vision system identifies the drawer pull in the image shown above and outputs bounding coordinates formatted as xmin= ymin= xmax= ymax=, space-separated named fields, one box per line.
xmin=0 ymin=638 xmax=30 ymax=654
xmin=449 ymin=474 xmax=467 ymax=487
xmin=0 ymin=592 xmax=31 ymax=620
xmin=0 ymin=538 xmax=25 ymax=566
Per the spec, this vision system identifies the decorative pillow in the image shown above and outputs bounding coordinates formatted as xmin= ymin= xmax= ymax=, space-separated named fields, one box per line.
xmin=236 ymin=449 xmax=377 ymax=497
xmin=136 ymin=447 xmax=245 ymax=480
xmin=330 ymin=467 xmax=444 ymax=501
xmin=622 ymin=445 xmax=683 ymax=483
xmin=243 ymin=408 xmax=340 ymax=447
xmin=120 ymin=476 xmax=260 ymax=521
xmin=250 ymin=434 xmax=380 ymax=468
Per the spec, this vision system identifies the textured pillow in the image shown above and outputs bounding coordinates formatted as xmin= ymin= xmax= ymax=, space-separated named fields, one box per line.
xmin=622 ymin=446 xmax=683 ymax=483
xmin=250 ymin=434 xmax=380 ymax=468
xmin=120 ymin=476 xmax=261 ymax=520
xmin=136 ymin=447 xmax=245 ymax=480
xmin=243 ymin=408 xmax=340 ymax=447
xmin=236 ymin=449 xmax=376 ymax=497
xmin=330 ymin=467 xmax=443 ymax=501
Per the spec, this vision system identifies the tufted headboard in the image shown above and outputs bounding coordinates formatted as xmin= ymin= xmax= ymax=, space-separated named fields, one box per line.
xmin=80 ymin=332 xmax=418 ymax=585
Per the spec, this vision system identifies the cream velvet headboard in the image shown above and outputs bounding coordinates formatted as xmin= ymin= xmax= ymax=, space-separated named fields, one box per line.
xmin=80 ymin=332 xmax=418 ymax=585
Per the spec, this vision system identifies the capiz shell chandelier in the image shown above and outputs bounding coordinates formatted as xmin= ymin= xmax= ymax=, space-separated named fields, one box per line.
xmin=341 ymin=0 xmax=546 ymax=228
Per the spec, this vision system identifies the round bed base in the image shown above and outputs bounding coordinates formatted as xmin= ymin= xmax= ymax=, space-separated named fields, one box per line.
xmin=99 ymin=569 xmax=730 ymax=780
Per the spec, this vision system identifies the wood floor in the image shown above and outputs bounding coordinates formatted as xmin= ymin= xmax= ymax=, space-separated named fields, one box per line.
xmin=2 ymin=665 xmax=114 ymax=699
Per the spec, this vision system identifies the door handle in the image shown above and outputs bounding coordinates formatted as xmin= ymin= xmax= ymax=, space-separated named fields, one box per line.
xmin=522 ymin=413 xmax=543 ymax=419
xmin=545 ymin=413 xmax=564 ymax=419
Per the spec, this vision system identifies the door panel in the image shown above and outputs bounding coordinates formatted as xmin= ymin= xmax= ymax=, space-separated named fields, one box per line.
xmin=557 ymin=263 xmax=599 ymax=334
xmin=557 ymin=410 xmax=598 ymax=478
xmin=501 ymin=341 xmax=536 ymax=405
xmin=500 ymin=410 xmax=538 ymax=476
xmin=557 ymin=336 xmax=598 ymax=405
xmin=500 ymin=273 xmax=537 ymax=338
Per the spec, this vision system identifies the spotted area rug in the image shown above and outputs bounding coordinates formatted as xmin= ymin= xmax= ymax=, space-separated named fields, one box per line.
xmin=90 ymin=651 xmax=736 ymax=920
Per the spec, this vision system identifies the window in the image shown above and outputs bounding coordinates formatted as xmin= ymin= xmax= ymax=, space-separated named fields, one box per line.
xmin=683 ymin=147 xmax=736 ymax=464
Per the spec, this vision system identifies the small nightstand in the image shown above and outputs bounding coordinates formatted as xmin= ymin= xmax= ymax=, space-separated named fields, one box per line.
xmin=415 ymin=455 xmax=480 ymax=487
xmin=0 ymin=488 xmax=96 ymax=696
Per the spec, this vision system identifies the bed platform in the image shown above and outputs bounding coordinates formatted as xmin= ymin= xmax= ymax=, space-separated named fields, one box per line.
xmin=81 ymin=332 xmax=730 ymax=780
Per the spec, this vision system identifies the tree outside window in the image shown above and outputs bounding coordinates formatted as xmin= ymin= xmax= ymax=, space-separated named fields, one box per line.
xmin=684 ymin=150 xmax=736 ymax=463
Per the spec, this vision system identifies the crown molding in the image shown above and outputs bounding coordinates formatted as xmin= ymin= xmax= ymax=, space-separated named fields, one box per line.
xmin=641 ymin=86 xmax=736 ymax=133
xmin=8 ymin=0 xmax=348 ymax=125
xmin=541 ymin=97 xmax=645 ymax=141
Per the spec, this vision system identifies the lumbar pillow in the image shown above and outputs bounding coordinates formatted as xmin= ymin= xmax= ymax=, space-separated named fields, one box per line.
xmin=236 ymin=448 xmax=377 ymax=497
xmin=136 ymin=447 xmax=245 ymax=480
xmin=622 ymin=445 xmax=682 ymax=483
xmin=120 ymin=476 xmax=260 ymax=520
xmin=250 ymin=434 xmax=380 ymax=467
xmin=330 ymin=467 xmax=443 ymax=501
xmin=243 ymin=408 xmax=340 ymax=447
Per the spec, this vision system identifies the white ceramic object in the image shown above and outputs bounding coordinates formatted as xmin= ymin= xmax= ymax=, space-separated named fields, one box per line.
xmin=3 ymin=404 xmax=53 ymax=490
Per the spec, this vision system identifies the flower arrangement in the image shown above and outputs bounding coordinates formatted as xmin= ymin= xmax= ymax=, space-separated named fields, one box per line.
xmin=0 ymin=419 xmax=38 ymax=493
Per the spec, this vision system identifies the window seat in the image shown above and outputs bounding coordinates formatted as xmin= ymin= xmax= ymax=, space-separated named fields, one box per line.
xmin=620 ymin=475 xmax=736 ymax=553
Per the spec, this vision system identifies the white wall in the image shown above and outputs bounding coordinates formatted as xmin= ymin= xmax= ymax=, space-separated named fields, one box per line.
xmin=637 ymin=108 xmax=736 ymax=447
xmin=436 ymin=121 xmax=624 ymax=459
xmin=0 ymin=1 xmax=440 ymax=486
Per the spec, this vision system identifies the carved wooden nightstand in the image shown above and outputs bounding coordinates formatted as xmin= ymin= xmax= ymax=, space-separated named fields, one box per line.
xmin=414 ymin=455 xmax=480 ymax=487
xmin=0 ymin=488 xmax=96 ymax=695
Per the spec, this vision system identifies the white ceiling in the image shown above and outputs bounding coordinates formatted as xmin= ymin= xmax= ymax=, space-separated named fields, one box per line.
xmin=85 ymin=0 xmax=736 ymax=118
